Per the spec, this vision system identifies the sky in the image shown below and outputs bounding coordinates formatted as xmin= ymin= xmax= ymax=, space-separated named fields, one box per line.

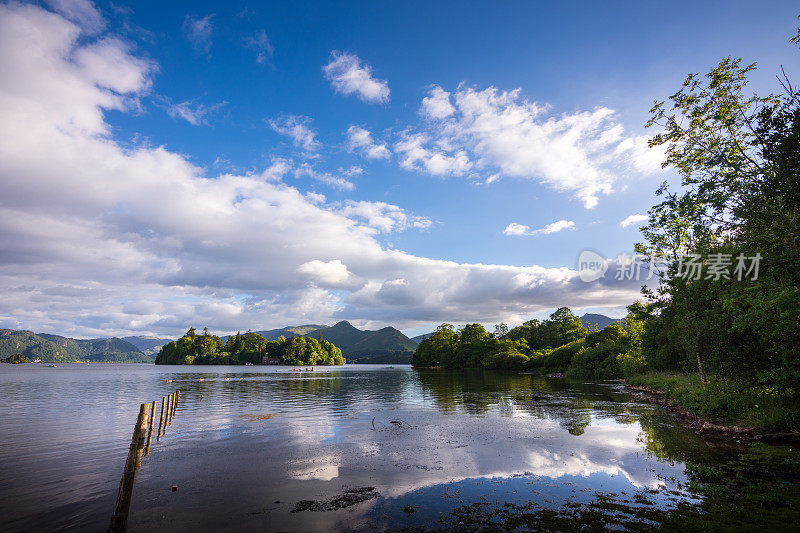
xmin=0 ymin=0 xmax=797 ymax=339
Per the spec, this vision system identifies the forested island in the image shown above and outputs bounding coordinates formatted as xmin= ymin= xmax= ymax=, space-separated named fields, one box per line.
xmin=155 ymin=327 xmax=345 ymax=366
xmin=414 ymin=50 xmax=800 ymax=434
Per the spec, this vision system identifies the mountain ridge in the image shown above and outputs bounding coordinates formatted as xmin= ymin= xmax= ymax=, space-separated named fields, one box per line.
xmin=0 ymin=329 xmax=152 ymax=363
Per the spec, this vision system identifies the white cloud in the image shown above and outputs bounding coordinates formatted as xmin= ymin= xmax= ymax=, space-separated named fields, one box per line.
xmin=503 ymin=220 xmax=576 ymax=236
xmin=165 ymin=99 xmax=226 ymax=126
xmin=183 ymin=14 xmax=214 ymax=54
xmin=420 ymin=85 xmax=455 ymax=119
xmin=0 ymin=3 xmax=643 ymax=338
xmin=619 ymin=214 xmax=648 ymax=228
xmin=345 ymin=125 xmax=390 ymax=160
xmin=298 ymin=259 xmax=353 ymax=287
xmin=293 ymin=163 xmax=356 ymax=190
xmin=338 ymin=201 xmax=432 ymax=234
xmin=269 ymin=115 xmax=320 ymax=151
xmin=322 ymin=51 xmax=390 ymax=104
xmin=502 ymin=223 xmax=531 ymax=236
xmin=245 ymin=30 xmax=273 ymax=63
xmin=394 ymin=131 xmax=473 ymax=176
xmin=45 ymin=0 xmax=104 ymax=34
xmin=402 ymin=85 xmax=665 ymax=208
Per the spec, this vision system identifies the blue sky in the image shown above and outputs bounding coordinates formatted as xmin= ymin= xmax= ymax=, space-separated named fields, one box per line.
xmin=0 ymin=0 xmax=797 ymax=337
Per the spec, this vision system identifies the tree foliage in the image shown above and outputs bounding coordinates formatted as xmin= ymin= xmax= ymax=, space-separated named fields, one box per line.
xmin=155 ymin=328 xmax=345 ymax=366
xmin=634 ymin=39 xmax=800 ymax=393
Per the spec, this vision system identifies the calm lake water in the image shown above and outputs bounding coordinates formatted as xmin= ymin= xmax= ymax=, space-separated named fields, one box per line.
xmin=0 ymin=363 xmax=764 ymax=531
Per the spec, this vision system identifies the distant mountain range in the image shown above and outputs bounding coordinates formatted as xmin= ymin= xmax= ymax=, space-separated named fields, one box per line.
xmin=121 ymin=336 xmax=174 ymax=356
xmin=0 ymin=329 xmax=153 ymax=363
xmin=1 ymin=313 xmax=621 ymax=364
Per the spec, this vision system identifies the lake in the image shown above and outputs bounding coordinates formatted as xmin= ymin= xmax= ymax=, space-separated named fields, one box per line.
xmin=0 ymin=364 xmax=794 ymax=531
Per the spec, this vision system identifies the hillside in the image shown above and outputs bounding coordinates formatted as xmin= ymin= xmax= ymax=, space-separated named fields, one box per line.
xmin=579 ymin=314 xmax=621 ymax=330
xmin=410 ymin=333 xmax=433 ymax=344
xmin=122 ymin=336 xmax=174 ymax=356
xmin=310 ymin=321 xmax=416 ymax=362
xmin=215 ymin=322 xmax=414 ymax=363
xmin=0 ymin=329 xmax=152 ymax=363
xmin=255 ymin=324 xmax=328 ymax=341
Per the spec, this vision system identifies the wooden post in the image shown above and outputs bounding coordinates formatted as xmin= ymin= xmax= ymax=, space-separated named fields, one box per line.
xmin=156 ymin=396 xmax=166 ymax=441
xmin=143 ymin=400 xmax=156 ymax=456
xmin=168 ymin=392 xmax=175 ymax=426
xmin=164 ymin=394 xmax=172 ymax=430
xmin=109 ymin=402 xmax=150 ymax=533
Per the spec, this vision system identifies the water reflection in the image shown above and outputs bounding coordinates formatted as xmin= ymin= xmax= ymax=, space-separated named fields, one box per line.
xmin=0 ymin=364 xmax=716 ymax=532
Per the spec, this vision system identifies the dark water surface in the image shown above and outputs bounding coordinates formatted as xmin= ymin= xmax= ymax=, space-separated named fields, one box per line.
xmin=0 ymin=364 xmax=760 ymax=531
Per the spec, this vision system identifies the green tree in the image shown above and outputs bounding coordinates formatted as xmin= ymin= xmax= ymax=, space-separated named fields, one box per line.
xmin=636 ymin=42 xmax=800 ymax=393
xmin=411 ymin=324 xmax=456 ymax=367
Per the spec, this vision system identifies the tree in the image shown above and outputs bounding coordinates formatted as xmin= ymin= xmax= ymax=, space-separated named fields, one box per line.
xmin=411 ymin=324 xmax=456 ymax=367
xmin=541 ymin=307 xmax=586 ymax=348
xmin=636 ymin=44 xmax=800 ymax=393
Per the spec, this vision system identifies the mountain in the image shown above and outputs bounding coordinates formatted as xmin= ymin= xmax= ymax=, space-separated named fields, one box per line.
xmin=309 ymin=321 xmax=416 ymax=363
xmin=254 ymin=325 xmax=328 ymax=341
xmin=580 ymin=314 xmax=621 ymax=330
xmin=410 ymin=333 xmax=433 ymax=344
xmin=220 ymin=325 xmax=327 ymax=344
xmin=122 ymin=336 xmax=174 ymax=356
xmin=0 ymin=329 xmax=152 ymax=363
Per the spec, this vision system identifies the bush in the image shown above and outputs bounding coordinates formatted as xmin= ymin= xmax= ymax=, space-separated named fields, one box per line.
xmin=617 ymin=349 xmax=648 ymax=377
xmin=484 ymin=347 xmax=529 ymax=370
xmin=565 ymin=342 xmax=623 ymax=379
xmin=539 ymin=339 xmax=585 ymax=374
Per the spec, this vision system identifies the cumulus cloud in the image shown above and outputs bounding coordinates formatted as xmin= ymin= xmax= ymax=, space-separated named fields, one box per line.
xmin=323 ymin=51 xmax=390 ymax=104
xmin=619 ymin=214 xmax=648 ymax=228
xmin=503 ymin=220 xmax=576 ymax=236
xmin=245 ymin=29 xmax=273 ymax=64
xmin=269 ymin=115 xmax=320 ymax=151
xmin=401 ymin=85 xmax=664 ymax=208
xmin=394 ymin=131 xmax=473 ymax=176
xmin=345 ymin=125 xmax=390 ymax=160
xmin=165 ymin=99 xmax=226 ymax=126
xmin=298 ymin=259 xmax=354 ymax=287
xmin=0 ymin=3 xmax=643 ymax=338
xmin=183 ymin=14 xmax=214 ymax=54
xmin=420 ymin=85 xmax=455 ymax=119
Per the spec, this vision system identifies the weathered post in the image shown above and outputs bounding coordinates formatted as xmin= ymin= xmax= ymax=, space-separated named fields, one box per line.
xmin=156 ymin=396 xmax=166 ymax=441
xmin=108 ymin=402 xmax=150 ymax=532
xmin=143 ymin=400 xmax=156 ymax=456
xmin=164 ymin=394 xmax=172 ymax=430
xmin=168 ymin=392 xmax=175 ymax=425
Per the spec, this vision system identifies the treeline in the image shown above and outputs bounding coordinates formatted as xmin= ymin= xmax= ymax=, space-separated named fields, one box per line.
xmin=411 ymin=307 xmax=644 ymax=378
xmin=155 ymin=327 xmax=345 ymax=366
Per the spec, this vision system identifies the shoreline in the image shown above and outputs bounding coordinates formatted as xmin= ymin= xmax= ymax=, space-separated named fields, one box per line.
xmin=625 ymin=382 xmax=800 ymax=443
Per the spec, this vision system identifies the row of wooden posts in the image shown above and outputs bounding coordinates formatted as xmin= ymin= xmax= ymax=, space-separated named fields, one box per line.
xmin=108 ymin=390 xmax=180 ymax=533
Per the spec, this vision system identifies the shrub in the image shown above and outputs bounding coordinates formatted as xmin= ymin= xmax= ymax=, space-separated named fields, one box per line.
xmin=565 ymin=342 xmax=623 ymax=379
xmin=539 ymin=339 xmax=585 ymax=373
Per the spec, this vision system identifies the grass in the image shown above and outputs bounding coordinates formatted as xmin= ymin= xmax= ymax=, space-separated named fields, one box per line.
xmin=627 ymin=372 xmax=800 ymax=432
